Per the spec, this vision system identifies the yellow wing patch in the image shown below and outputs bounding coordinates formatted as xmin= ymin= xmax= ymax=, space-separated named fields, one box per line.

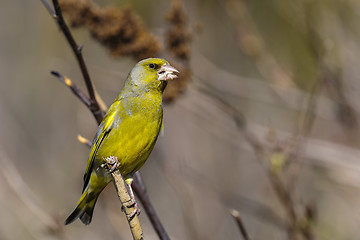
xmin=82 ymin=103 xmax=118 ymax=192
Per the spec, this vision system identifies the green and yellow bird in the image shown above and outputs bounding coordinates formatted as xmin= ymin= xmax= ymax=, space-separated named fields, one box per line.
xmin=65 ymin=58 xmax=178 ymax=225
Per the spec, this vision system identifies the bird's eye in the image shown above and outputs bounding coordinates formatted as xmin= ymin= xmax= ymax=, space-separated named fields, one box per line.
xmin=149 ymin=63 xmax=156 ymax=69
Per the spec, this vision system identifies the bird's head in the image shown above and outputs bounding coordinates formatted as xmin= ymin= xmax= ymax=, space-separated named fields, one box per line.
xmin=126 ymin=58 xmax=179 ymax=92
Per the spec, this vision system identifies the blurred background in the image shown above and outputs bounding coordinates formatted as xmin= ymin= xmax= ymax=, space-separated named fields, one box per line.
xmin=1 ymin=0 xmax=360 ymax=239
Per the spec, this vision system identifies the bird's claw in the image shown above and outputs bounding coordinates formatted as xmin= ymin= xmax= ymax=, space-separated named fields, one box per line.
xmin=101 ymin=156 xmax=120 ymax=173
xmin=125 ymin=199 xmax=141 ymax=220
xmin=128 ymin=208 xmax=140 ymax=220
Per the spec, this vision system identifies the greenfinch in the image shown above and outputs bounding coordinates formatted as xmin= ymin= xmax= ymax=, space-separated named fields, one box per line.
xmin=65 ymin=58 xmax=179 ymax=225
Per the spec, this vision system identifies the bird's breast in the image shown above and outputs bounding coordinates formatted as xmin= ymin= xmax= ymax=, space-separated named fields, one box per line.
xmin=97 ymin=93 xmax=163 ymax=176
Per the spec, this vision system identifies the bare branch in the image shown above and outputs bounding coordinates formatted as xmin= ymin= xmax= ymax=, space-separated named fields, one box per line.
xmin=77 ymin=134 xmax=92 ymax=147
xmin=51 ymin=0 xmax=104 ymax=124
xmin=40 ymin=0 xmax=55 ymax=16
xmin=132 ymin=172 xmax=170 ymax=240
xmin=51 ymin=71 xmax=92 ymax=108
xmin=230 ymin=209 xmax=251 ymax=240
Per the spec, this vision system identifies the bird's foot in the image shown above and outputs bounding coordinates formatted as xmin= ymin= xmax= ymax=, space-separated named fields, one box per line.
xmin=125 ymin=199 xmax=141 ymax=220
xmin=102 ymin=156 xmax=120 ymax=173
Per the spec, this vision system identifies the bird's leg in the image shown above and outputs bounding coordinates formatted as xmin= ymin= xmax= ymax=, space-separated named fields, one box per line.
xmin=102 ymin=156 xmax=120 ymax=173
xmin=125 ymin=178 xmax=141 ymax=219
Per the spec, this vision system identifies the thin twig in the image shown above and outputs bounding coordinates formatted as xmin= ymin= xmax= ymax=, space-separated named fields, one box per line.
xmin=40 ymin=0 xmax=55 ymax=16
xmin=287 ymin=76 xmax=322 ymax=191
xmin=51 ymin=71 xmax=92 ymax=108
xmin=230 ymin=209 xmax=251 ymax=240
xmin=132 ymin=173 xmax=170 ymax=240
xmin=51 ymin=0 xmax=103 ymax=124
xmin=77 ymin=134 xmax=92 ymax=147
xmin=300 ymin=202 xmax=315 ymax=240
xmin=267 ymin=172 xmax=297 ymax=238
xmin=103 ymin=157 xmax=143 ymax=240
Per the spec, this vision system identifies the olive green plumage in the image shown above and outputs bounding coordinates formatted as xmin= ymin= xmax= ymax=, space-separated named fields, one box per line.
xmin=65 ymin=58 xmax=178 ymax=225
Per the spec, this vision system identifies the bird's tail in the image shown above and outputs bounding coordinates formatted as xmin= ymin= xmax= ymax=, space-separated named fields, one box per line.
xmin=64 ymin=188 xmax=99 ymax=225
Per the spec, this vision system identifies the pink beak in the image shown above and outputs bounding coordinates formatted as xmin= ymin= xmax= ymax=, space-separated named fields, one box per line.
xmin=157 ymin=64 xmax=179 ymax=81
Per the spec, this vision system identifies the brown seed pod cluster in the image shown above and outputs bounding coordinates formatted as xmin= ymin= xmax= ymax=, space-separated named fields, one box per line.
xmin=165 ymin=0 xmax=192 ymax=61
xmin=163 ymin=1 xmax=193 ymax=102
xmin=59 ymin=0 xmax=161 ymax=60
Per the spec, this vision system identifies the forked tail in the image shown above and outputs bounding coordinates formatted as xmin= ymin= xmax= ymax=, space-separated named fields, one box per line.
xmin=64 ymin=188 xmax=99 ymax=225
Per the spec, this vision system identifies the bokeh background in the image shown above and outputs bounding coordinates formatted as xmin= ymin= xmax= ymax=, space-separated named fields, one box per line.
xmin=1 ymin=0 xmax=360 ymax=239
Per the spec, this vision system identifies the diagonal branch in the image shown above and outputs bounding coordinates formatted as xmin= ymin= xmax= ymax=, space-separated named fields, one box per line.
xmin=51 ymin=0 xmax=103 ymax=124
xmin=51 ymin=71 xmax=92 ymax=108
xmin=132 ymin=173 xmax=169 ymax=240
xmin=230 ymin=209 xmax=251 ymax=240
xmin=40 ymin=0 xmax=55 ymax=16
xmin=104 ymin=157 xmax=144 ymax=240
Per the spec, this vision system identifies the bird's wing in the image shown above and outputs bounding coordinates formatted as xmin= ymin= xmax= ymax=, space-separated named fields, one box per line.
xmin=82 ymin=101 xmax=120 ymax=192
